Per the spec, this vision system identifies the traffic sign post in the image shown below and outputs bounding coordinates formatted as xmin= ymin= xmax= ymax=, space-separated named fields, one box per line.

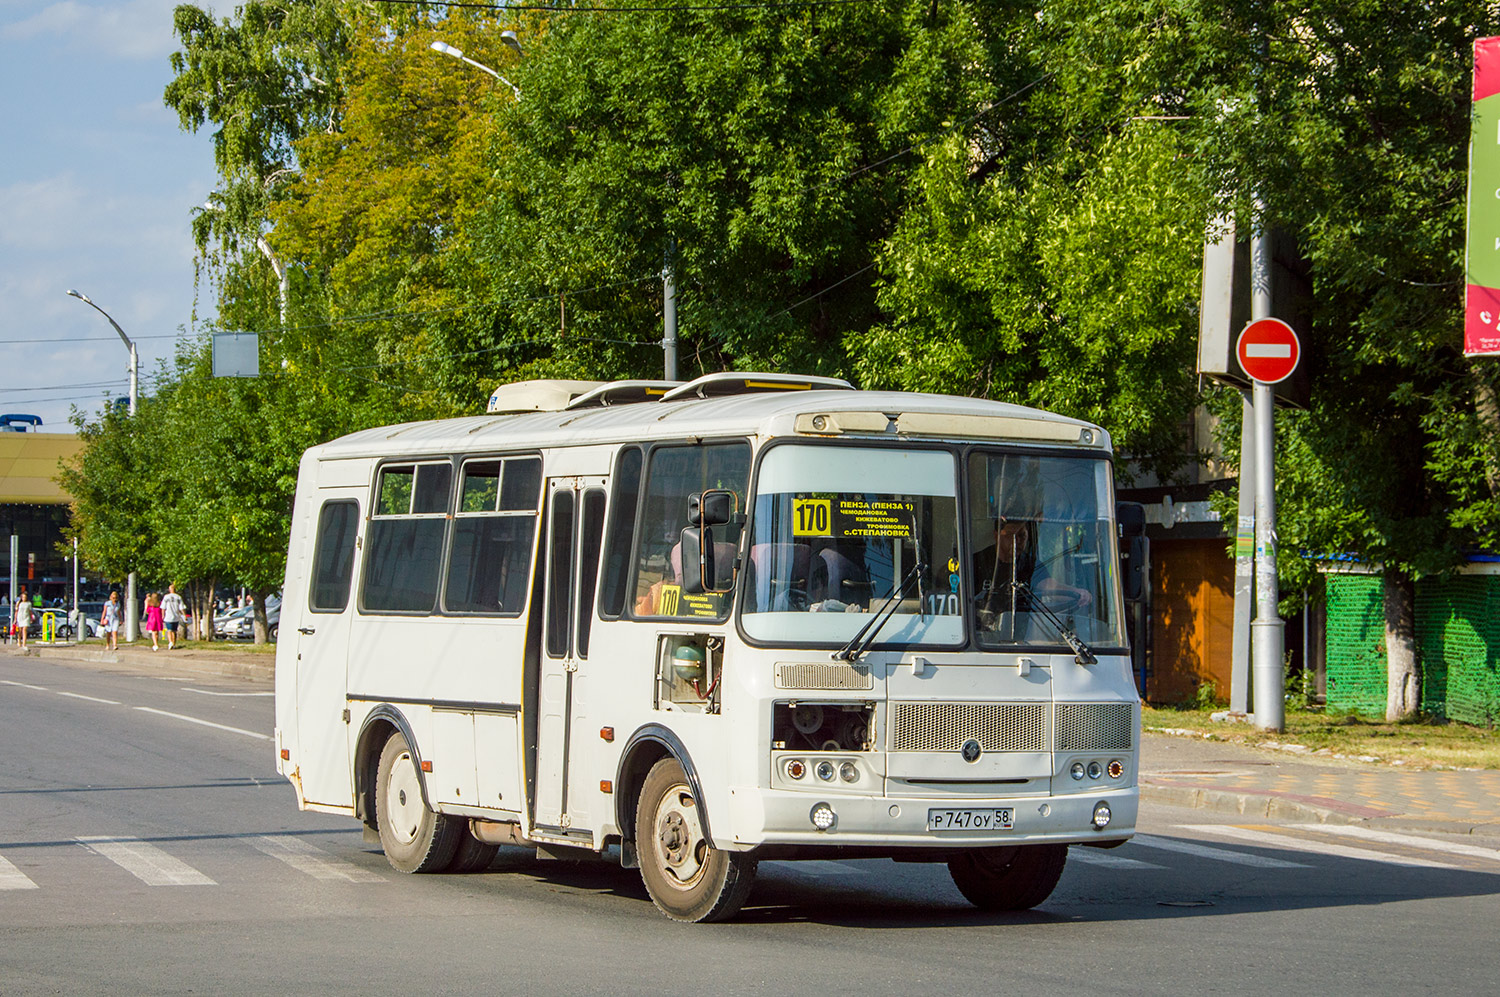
xmin=1237 ymin=316 xmax=1300 ymax=733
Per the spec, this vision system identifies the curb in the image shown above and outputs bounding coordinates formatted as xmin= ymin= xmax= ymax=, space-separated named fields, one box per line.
xmin=26 ymin=643 xmax=275 ymax=683
xmin=1141 ymin=781 xmax=1500 ymax=836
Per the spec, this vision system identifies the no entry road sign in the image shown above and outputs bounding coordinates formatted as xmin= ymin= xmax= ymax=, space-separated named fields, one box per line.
xmin=1236 ymin=318 xmax=1301 ymax=385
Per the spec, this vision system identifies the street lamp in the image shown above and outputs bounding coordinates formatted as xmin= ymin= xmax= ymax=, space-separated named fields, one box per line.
xmin=66 ymin=290 xmax=137 ymax=416
xmin=65 ymin=289 xmax=140 ymax=644
xmin=429 ymin=40 xmax=521 ymax=98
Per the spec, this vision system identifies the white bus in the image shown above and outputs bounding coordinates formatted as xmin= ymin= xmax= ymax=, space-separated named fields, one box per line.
xmin=274 ymin=372 xmax=1140 ymax=922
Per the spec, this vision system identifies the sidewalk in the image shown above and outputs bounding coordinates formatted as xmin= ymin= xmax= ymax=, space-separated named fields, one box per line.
xmin=1141 ymin=731 xmax=1500 ymax=836
xmin=7 ymin=638 xmax=274 ymax=682
xmin=6 ymin=641 xmax=1497 ymax=835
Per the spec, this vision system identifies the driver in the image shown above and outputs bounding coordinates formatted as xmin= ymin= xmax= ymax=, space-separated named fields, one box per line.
xmin=972 ymin=518 xmax=1092 ymax=620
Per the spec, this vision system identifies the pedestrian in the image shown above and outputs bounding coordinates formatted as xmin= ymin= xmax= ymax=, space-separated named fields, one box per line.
xmin=101 ymin=591 xmax=122 ymax=651
xmin=144 ymin=592 xmax=164 ymax=651
xmin=14 ymin=586 xmax=31 ymax=649
xmin=160 ymin=583 xmax=186 ymax=651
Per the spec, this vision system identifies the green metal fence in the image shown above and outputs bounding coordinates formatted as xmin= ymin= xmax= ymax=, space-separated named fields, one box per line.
xmin=1324 ymin=571 xmax=1500 ymax=725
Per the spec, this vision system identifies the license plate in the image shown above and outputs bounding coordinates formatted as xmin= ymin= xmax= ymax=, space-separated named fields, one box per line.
xmin=927 ymin=807 xmax=1014 ymax=831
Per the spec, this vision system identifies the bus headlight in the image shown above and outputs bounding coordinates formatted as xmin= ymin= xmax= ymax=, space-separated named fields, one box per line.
xmin=1070 ymin=762 xmax=1086 ymax=781
xmin=1092 ymin=801 xmax=1113 ymax=830
xmin=839 ymin=761 xmax=859 ymax=783
xmin=1087 ymin=762 xmax=1103 ymax=780
xmin=785 ymin=759 xmax=807 ymax=780
xmin=1107 ymin=759 xmax=1124 ymax=779
xmin=815 ymin=760 xmax=837 ymax=782
xmin=810 ymin=803 xmax=837 ymax=831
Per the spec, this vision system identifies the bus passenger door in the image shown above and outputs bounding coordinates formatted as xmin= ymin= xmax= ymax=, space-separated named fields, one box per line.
xmin=533 ymin=478 xmax=607 ymax=834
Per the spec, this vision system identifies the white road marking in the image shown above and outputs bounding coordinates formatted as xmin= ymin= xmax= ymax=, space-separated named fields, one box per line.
xmin=1068 ymin=849 xmax=1163 ymax=870
xmin=182 ymin=688 xmax=273 ymax=698
xmin=76 ymin=836 xmax=216 ymax=886
xmin=1290 ymin=824 xmax=1500 ymax=864
xmin=133 ymin=706 xmax=271 ymax=741
xmin=0 ymin=853 xmax=39 ymax=890
xmin=0 ymin=679 xmax=48 ymax=691
xmin=1179 ymin=824 xmax=1464 ymax=870
xmin=55 ymin=691 xmax=121 ymax=705
xmin=1132 ymin=833 xmax=1311 ymax=869
xmin=248 ymin=836 xmax=385 ymax=883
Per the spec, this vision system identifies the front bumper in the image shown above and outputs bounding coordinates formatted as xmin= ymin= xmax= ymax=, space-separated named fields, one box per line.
xmin=723 ymin=784 xmax=1137 ymax=850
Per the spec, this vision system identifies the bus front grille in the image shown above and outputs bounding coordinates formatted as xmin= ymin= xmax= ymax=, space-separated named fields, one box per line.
xmin=1055 ymin=703 xmax=1135 ymax=751
xmin=888 ymin=702 xmax=1135 ymax=753
xmin=889 ymin=702 xmax=1049 ymax=753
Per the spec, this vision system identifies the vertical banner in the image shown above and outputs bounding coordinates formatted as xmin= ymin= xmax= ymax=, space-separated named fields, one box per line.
xmin=1466 ymin=37 xmax=1500 ymax=356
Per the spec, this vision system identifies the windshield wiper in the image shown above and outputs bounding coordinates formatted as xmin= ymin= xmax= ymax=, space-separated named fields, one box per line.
xmin=833 ymin=561 xmax=924 ymax=662
xmin=1013 ymin=581 xmax=1097 ymax=665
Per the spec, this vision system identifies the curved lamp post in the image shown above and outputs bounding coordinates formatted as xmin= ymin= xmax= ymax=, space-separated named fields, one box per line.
xmin=429 ymin=40 xmax=521 ymax=98
xmin=65 ymin=289 xmax=140 ymax=643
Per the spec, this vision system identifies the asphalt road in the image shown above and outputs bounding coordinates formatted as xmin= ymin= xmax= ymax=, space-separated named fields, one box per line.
xmin=3 ymin=652 xmax=1499 ymax=996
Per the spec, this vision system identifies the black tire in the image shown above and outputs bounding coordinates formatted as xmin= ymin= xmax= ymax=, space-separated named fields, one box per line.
xmin=948 ymin=844 xmax=1068 ymax=911
xmin=635 ymin=757 xmax=756 ymax=922
xmin=445 ymin=826 xmax=499 ymax=873
xmin=268 ymin=624 xmax=278 ymax=642
xmin=375 ymin=732 xmax=462 ymax=873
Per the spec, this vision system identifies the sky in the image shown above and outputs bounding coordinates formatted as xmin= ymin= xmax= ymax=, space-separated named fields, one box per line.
xmin=0 ymin=0 xmax=222 ymax=433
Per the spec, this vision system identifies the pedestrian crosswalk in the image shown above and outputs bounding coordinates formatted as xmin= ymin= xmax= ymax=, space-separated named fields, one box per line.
xmin=0 ymin=832 xmax=387 ymax=893
xmin=0 ymin=823 xmax=1496 ymax=897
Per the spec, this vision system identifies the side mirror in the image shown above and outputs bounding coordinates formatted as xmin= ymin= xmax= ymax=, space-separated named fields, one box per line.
xmin=1116 ymin=502 xmax=1146 ymax=539
xmin=688 ymin=490 xmax=733 ymax=528
xmin=679 ymin=526 xmax=736 ymax=595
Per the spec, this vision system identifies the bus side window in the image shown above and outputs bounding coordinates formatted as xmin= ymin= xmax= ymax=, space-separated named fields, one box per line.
xmin=631 ymin=441 xmax=750 ymax=618
xmin=445 ymin=456 xmax=541 ymax=615
xmin=598 ymin=447 xmax=643 ymax=620
xmin=362 ymin=461 xmax=452 ymax=614
xmin=309 ymin=500 xmax=358 ymax=613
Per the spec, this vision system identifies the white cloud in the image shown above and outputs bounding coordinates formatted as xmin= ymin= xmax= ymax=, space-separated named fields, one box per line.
xmin=1 ymin=0 xmax=202 ymax=61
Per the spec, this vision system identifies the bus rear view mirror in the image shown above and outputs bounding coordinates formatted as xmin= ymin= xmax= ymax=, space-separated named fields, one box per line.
xmin=679 ymin=527 xmax=732 ymax=594
xmin=688 ymin=490 xmax=733 ymax=527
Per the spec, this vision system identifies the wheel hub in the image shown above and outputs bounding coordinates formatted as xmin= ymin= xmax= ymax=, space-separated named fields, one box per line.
xmin=384 ymin=750 xmax=423 ymax=845
xmin=653 ymin=788 xmax=707 ymax=889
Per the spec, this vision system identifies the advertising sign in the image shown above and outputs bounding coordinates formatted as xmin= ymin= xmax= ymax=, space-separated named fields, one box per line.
xmin=1465 ymin=37 xmax=1500 ymax=356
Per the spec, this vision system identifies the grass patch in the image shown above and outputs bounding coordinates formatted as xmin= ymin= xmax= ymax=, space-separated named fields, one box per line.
xmin=120 ymin=638 xmax=279 ymax=655
xmin=1143 ymin=705 xmax=1500 ymax=770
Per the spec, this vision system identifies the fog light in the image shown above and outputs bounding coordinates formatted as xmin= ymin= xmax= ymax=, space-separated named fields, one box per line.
xmin=1091 ymin=801 xmax=1113 ymax=830
xmin=815 ymin=760 xmax=836 ymax=782
xmin=1087 ymin=762 xmax=1103 ymax=780
xmin=1107 ymin=759 xmax=1124 ymax=779
xmin=839 ymin=761 xmax=859 ymax=783
xmin=786 ymin=759 xmax=807 ymax=780
xmin=810 ymin=803 xmax=837 ymax=831
xmin=1070 ymin=762 xmax=1085 ymax=781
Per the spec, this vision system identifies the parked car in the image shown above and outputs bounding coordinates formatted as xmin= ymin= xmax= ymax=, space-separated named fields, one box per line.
xmin=215 ymin=597 xmax=281 ymax=641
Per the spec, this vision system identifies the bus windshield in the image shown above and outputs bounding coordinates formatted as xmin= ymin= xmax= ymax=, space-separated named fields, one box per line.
xmin=741 ymin=445 xmax=963 ymax=647
xmin=967 ymin=450 xmax=1125 ymax=650
xmin=741 ymin=443 xmax=1126 ymax=652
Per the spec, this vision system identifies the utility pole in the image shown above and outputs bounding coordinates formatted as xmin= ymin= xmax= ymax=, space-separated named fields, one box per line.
xmin=662 ymin=239 xmax=678 ymax=381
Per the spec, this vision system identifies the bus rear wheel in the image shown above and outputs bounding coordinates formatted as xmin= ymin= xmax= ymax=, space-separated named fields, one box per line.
xmin=635 ymin=758 xmax=756 ymax=923
xmin=376 ymin=732 xmax=461 ymax=873
xmin=948 ymin=843 xmax=1068 ymax=911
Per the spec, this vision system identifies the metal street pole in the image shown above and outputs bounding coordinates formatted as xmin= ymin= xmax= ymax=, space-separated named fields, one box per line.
xmin=1249 ymin=225 xmax=1285 ymax=732
xmin=1229 ymin=389 xmax=1255 ymax=716
xmin=663 ymin=239 xmax=678 ymax=381
xmin=66 ymin=289 xmax=139 ymax=642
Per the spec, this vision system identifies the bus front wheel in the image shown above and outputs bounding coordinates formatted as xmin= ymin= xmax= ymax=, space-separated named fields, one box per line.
xmin=947 ymin=843 xmax=1068 ymax=911
xmin=635 ymin=757 xmax=756 ymax=922
xmin=375 ymin=732 xmax=461 ymax=873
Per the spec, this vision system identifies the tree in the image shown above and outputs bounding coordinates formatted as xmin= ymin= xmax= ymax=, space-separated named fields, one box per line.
xmin=472 ymin=1 xmax=1003 ymax=385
